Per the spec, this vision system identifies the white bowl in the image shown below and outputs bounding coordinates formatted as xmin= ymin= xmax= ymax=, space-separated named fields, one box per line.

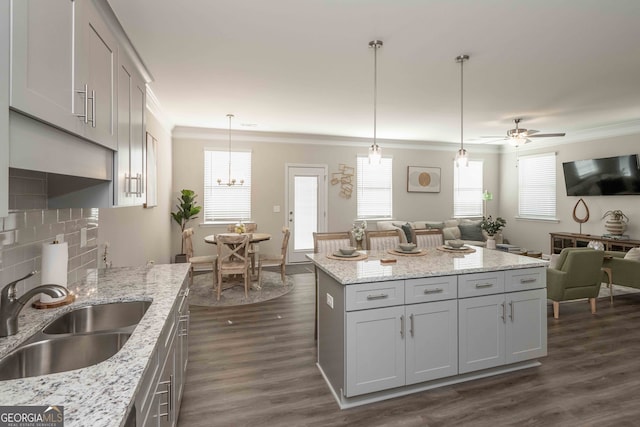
xmin=339 ymin=247 xmax=356 ymax=256
xmin=447 ymin=240 xmax=464 ymax=249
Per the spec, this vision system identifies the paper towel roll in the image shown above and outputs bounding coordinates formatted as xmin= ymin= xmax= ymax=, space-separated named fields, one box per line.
xmin=40 ymin=241 xmax=69 ymax=303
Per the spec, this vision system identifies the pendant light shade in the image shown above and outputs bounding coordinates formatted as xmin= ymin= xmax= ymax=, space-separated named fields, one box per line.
xmin=368 ymin=40 xmax=383 ymax=164
xmin=217 ymin=114 xmax=244 ymax=186
xmin=455 ymin=54 xmax=470 ymax=168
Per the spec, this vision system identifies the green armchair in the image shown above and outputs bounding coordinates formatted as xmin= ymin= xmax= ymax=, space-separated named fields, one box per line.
xmin=602 ymin=251 xmax=640 ymax=289
xmin=547 ymin=248 xmax=605 ymax=319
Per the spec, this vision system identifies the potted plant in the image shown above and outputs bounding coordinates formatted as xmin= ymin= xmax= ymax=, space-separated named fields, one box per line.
xmin=480 ymin=216 xmax=507 ymax=249
xmin=602 ymin=209 xmax=629 ymax=236
xmin=171 ymin=189 xmax=202 ymax=262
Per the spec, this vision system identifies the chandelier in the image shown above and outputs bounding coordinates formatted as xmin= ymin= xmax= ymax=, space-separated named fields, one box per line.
xmin=217 ymin=114 xmax=244 ymax=186
xmin=368 ymin=40 xmax=383 ymax=164
xmin=454 ymin=54 xmax=470 ymax=168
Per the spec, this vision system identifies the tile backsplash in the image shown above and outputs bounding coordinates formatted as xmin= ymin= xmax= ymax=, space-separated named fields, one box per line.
xmin=0 ymin=209 xmax=99 ymax=298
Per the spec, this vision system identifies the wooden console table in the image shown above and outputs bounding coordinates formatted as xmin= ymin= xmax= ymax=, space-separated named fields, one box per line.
xmin=550 ymin=232 xmax=640 ymax=254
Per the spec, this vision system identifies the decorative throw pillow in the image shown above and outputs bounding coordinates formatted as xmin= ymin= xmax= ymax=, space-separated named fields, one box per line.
xmin=624 ymin=247 xmax=640 ymax=262
xmin=459 ymin=223 xmax=484 ymax=241
xmin=401 ymin=223 xmax=413 ymax=243
xmin=425 ymin=221 xmax=445 ymax=230
xmin=443 ymin=226 xmax=461 ymax=241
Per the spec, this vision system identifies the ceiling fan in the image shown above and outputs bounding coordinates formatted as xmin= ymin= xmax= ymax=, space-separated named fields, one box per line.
xmin=482 ymin=118 xmax=566 ymax=145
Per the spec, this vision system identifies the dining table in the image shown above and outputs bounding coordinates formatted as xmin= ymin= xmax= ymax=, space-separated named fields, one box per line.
xmin=204 ymin=233 xmax=272 ymax=276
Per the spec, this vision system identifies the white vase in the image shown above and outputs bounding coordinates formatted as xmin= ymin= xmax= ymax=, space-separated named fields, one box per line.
xmin=486 ymin=237 xmax=496 ymax=250
xmin=605 ymin=219 xmax=626 ymax=235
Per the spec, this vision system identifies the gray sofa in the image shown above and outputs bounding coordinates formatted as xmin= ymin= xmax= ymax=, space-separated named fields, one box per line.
xmin=375 ymin=219 xmax=504 ymax=247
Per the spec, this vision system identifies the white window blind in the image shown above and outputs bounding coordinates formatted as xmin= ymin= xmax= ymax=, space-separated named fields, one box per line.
xmin=203 ymin=150 xmax=252 ymax=222
xmin=519 ymin=152 xmax=556 ymax=219
xmin=357 ymin=156 xmax=393 ymax=219
xmin=453 ymin=160 xmax=483 ymax=217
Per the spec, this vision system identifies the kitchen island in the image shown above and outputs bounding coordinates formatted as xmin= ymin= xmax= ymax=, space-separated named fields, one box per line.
xmin=0 ymin=263 xmax=190 ymax=427
xmin=307 ymin=247 xmax=548 ymax=408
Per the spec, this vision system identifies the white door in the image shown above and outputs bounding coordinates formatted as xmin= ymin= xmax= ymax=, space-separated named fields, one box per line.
xmin=286 ymin=165 xmax=327 ymax=263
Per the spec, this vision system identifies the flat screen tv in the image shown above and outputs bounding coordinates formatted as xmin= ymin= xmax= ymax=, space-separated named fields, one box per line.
xmin=562 ymin=154 xmax=640 ymax=196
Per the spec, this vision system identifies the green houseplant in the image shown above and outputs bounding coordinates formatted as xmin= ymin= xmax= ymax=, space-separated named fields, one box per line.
xmin=171 ymin=189 xmax=202 ymax=261
xmin=480 ymin=216 xmax=507 ymax=237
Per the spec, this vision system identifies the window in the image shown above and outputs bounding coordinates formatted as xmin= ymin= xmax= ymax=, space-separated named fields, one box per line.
xmin=453 ymin=160 xmax=483 ymax=217
xmin=357 ymin=156 xmax=393 ymax=219
xmin=203 ymin=149 xmax=252 ymax=222
xmin=518 ymin=152 xmax=556 ymax=220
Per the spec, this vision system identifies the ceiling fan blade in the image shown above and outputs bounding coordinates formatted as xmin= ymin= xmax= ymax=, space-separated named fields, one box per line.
xmin=480 ymin=136 xmax=507 ymax=139
xmin=525 ymin=129 xmax=540 ymax=136
xmin=528 ymin=132 xmax=566 ymax=138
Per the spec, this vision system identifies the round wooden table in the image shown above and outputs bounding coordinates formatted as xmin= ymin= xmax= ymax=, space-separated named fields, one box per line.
xmin=204 ymin=233 xmax=271 ymax=278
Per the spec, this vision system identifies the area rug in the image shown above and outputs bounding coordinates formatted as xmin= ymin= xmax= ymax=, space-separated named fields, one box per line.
xmin=188 ymin=270 xmax=294 ymax=307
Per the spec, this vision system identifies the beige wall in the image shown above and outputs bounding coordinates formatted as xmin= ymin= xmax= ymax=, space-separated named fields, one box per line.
xmin=172 ymin=128 xmax=501 ymax=258
xmin=499 ymin=133 xmax=640 ymax=254
xmin=97 ymin=109 xmax=173 ymax=267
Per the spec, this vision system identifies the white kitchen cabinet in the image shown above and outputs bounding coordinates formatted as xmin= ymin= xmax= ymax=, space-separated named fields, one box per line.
xmin=174 ymin=287 xmax=190 ymax=416
xmin=10 ymin=0 xmax=120 ymax=150
xmin=345 ymin=299 xmax=458 ymax=396
xmin=458 ymin=288 xmax=547 ymax=374
xmin=115 ymin=51 xmax=146 ymax=206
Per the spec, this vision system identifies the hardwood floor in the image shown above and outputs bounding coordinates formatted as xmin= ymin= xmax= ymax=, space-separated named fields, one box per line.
xmin=178 ymin=273 xmax=640 ymax=427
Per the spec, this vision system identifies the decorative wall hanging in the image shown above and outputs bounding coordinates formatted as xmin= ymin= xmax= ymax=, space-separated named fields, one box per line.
xmin=331 ymin=164 xmax=354 ymax=198
xmin=571 ymin=198 xmax=589 ymax=233
xmin=144 ymin=132 xmax=158 ymax=208
xmin=407 ymin=166 xmax=440 ymax=193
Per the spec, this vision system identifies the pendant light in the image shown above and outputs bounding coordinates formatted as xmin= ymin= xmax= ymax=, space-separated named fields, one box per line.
xmin=368 ymin=40 xmax=383 ymax=164
xmin=455 ymin=54 xmax=470 ymax=168
xmin=217 ymin=114 xmax=244 ymax=186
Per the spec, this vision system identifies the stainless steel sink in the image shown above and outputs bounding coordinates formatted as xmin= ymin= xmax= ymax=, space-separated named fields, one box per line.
xmin=0 ymin=332 xmax=131 ymax=380
xmin=42 ymin=300 xmax=151 ymax=334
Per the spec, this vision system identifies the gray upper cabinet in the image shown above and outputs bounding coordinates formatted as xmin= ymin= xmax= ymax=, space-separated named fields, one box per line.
xmin=1 ymin=0 xmax=9 ymax=218
xmin=115 ymin=52 xmax=145 ymax=206
xmin=10 ymin=0 xmax=118 ymax=151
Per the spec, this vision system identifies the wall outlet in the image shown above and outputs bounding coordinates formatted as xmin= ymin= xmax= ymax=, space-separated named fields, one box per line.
xmin=273 ymin=205 xmax=281 ymax=213
xmin=80 ymin=228 xmax=87 ymax=248
xmin=326 ymin=293 xmax=334 ymax=309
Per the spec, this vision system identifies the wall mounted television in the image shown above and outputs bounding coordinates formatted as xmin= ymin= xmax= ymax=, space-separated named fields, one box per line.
xmin=562 ymin=154 xmax=640 ymax=196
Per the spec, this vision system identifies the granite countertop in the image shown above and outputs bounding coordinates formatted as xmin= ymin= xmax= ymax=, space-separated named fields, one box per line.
xmin=307 ymin=246 xmax=547 ymax=284
xmin=0 ymin=263 xmax=190 ymax=427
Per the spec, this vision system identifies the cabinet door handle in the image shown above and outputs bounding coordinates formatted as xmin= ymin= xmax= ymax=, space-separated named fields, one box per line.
xmin=75 ymin=84 xmax=89 ymax=123
xmin=409 ymin=313 xmax=414 ymax=337
xmin=366 ymin=293 xmax=389 ymax=300
xmin=501 ymin=302 xmax=506 ymax=323
xmin=475 ymin=283 xmax=493 ymax=289
xmin=509 ymin=301 xmax=514 ymax=321
xmin=519 ymin=278 xmax=536 ymax=284
xmin=423 ymin=288 xmax=443 ymax=294
xmin=400 ymin=315 xmax=405 ymax=339
xmin=89 ymin=90 xmax=96 ymax=127
xmin=179 ymin=314 xmax=190 ymax=337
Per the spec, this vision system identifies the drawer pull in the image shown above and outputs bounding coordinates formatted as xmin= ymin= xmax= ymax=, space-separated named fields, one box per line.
xmin=423 ymin=288 xmax=443 ymax=294
xmin=520 ymin=278 xmax=536 ymax=284
xmin=475 ymin=283 xmax=493 ymax=289
xmin=366 ymin=293 xmax=389 ymax=300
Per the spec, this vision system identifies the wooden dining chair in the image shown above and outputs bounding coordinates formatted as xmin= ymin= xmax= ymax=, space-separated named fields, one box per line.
xmin=226 ymin=222 xmax=259 ymax=275
xmin=412 ymin=229 xmax=444 ymax=248
xmin=365 ymin=229 xmax=402 ymax=251
xmin=183 ymin=228 xmax=217 ymax=287
xmin=215 ymin=233 xmax=251 ymax=301
xmin=257 ymin=227 xmax=290 ymax=286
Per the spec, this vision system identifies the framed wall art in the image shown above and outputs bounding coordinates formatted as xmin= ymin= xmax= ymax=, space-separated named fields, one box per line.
xmin=407 ymin=166 xmax=440 ymax=193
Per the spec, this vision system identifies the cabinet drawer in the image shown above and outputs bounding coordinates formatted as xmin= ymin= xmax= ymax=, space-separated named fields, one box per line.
xmin=505 ymin=267 xmax=546 ymax=292
xmin=458 ymin=271 xmax=505 ymax=298
xmin=345 ymin=280 xmax=404 ymax=311
xmin=405 ymin=276 xmax=457 ymax=304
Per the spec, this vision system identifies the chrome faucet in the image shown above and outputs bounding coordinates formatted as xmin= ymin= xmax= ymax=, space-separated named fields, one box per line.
xmin=1 ymin=271 xmax=69 ymax=337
